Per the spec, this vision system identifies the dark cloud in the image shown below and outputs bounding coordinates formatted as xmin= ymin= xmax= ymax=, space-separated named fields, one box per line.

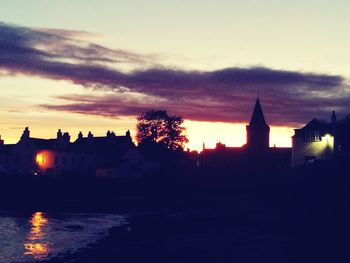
xmin=1 ymin=22 xmax=349 ymax=126
xmin=0 ymin=22 xmax=156 ymax=69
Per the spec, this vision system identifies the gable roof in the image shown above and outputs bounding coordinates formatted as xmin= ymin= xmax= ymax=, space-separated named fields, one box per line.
xmin=293 ymin=118 xmax=331 ymax=138
xmin=302 ymin=118 xmax=325 ymax=130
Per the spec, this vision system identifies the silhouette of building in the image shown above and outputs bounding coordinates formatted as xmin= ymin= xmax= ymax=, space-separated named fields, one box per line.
xmin=0 ymin=134 xmax=13 ymax=173
xmin=200 ymin=97 xmax=291 ymax=169
xmin=292 ymin=111 xmax=350 ymax=166
xmin=0 ymin=127 xmax=136 ymax=177
xmin=246 ymin=97 xmax=270 ymax=150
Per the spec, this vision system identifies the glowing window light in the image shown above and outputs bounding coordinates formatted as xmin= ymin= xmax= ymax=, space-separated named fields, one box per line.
xmin=36 ymin=153 xmax=45 ymax=165
xmin=35 ymin=151 xmax=55 ymax=171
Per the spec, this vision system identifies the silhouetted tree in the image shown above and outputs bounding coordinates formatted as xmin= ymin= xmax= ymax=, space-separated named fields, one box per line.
xmin=136 ymin=110 xmax=188 ymax=150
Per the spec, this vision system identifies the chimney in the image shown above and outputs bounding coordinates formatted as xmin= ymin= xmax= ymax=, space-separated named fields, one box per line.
xmin=78 ymin=131 xmax=83 ymax=140
xmin=57 ymin=129 xmax=62 ymax=139
xmin=331 ymin=111 xmax=337 ymax=135
xmin=332 ymin=111 xmax=337 ymax=153
xmin=63 ymin=132 xmax=70 ymax=142
xmin=332 ymin=111 xmax=337 ymax=124
xmin=21 ymin=127 xmax=30 ymax=140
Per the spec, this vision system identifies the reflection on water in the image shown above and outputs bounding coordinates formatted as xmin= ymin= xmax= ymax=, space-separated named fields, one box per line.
xmin=0 ymin=212 xmax=126 ymax=263
xmin=24 ymin=212 xmax=52 ymax=260
xmin=27 ymin=212 xmax=48 ymax=241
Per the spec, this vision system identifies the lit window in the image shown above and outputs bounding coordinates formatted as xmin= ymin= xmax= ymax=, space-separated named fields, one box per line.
xmin=304 ymin=130 xmax=321 ymax=142
xmin=36 ymin=154 xmax=45 ymax=165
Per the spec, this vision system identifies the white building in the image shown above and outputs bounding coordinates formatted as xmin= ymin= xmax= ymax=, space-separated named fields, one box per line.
xmin=292 ymin=112 xmax=337 ymax=167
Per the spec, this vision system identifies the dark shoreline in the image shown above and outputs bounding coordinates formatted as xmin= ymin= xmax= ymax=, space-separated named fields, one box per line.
xmin=42 ymin=210 xmax=281 ymax=263
xmin=40 ymin=206 xmax=350 ymax=263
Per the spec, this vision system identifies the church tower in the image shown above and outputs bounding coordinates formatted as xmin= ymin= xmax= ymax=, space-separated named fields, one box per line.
xmin=246 ymin=97 xmax=270 ymax=150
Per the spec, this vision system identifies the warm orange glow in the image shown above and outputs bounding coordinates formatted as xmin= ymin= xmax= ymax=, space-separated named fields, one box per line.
xmin=24 ymin=212 xmax=51 ymax=260
xmin=24 ymin=243 xmax=50 ymax=259
xmin=4 ymin=117 xmax=294 ymax=153
xmin=36 ymin=153 xmax=45 ymax=165
xmin=185 ymin=120 xmax=294 ymax=152
xmin=28 ymin=212 xmax=48 ymax=240
xmin=184 ymin=121 xmax=246 ymax=151
xmin=35 ymin=150 xmax=55 ymax=170
xmin=269 ymin=126 xmax=294 ymax=147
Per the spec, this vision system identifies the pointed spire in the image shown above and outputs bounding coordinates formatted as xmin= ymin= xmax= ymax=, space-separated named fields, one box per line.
xmin=249 ymin=97 xmax=268 ymax=127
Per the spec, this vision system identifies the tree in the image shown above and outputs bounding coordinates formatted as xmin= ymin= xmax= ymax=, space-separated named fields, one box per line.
xmin=136 ymin=110 xmax=188 ymax=150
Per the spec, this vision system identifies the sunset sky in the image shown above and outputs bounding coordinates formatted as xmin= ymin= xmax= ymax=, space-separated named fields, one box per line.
xmin=1 ymin=0 xmax=349 ymax=151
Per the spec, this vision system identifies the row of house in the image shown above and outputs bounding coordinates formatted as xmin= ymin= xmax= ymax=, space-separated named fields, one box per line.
xmin=1 ymin=99 xmax=349 ymax=178
xmin=0 ymin=128 xmax=149 ymax=178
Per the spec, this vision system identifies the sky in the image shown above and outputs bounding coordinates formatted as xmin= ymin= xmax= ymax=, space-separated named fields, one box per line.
xmin=0 ymin=0 xmax=349 ymax=151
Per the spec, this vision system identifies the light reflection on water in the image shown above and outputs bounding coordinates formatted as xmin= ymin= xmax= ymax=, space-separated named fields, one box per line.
xmin=0 ymin=211 xmax=126 ymax=263
xmin=24 ymin=212 xmax=51 ymax=260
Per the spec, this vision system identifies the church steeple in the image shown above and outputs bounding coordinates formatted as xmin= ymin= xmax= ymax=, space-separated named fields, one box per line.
xmin=249 ymin=97 xmax=268 ymax=127
xmin=246 ymin=97 xmax=270 ymax=150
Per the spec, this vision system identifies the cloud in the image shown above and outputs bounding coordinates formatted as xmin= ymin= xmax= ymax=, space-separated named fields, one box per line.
xmin=0 ymin=22 xmax=156 ymax=70
xmin=1 ymin=22 xmax=349 ymax=126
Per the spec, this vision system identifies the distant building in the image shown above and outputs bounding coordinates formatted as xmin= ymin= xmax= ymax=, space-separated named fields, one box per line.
xmin=246 ymin=98 xmax=270 ymax=151
xmin=0 ymin=134 xmax=13 ymax=173
xmin=200 ymin=97 xmax=291 ymax=169
xmin=292 ymin=111 xmax=350 ymax=166
xmin=0 ymin=127 xmax=135 ymax=177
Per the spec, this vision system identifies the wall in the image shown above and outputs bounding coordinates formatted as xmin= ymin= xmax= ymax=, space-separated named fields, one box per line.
xmin=292 ymin=135 xmax=334 ymax=167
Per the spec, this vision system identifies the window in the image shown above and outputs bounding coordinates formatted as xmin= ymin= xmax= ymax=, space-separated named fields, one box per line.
xmin=304 ymin=130 xmax=321 ymax=142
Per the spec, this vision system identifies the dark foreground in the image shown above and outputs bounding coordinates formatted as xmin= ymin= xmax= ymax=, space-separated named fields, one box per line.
xmin=2 ymin=161 xmax=350 ymax=262
xmin=44 ymin=207 xmax=350 ymax=263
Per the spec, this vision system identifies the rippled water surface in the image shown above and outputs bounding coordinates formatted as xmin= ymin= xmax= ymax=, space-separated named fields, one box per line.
xmin=0 ymin=211 xmax=127 ymax=263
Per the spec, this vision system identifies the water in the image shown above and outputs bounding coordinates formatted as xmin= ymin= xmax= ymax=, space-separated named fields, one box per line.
xmin=0 ymin=211 xmax=127 ymax=263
